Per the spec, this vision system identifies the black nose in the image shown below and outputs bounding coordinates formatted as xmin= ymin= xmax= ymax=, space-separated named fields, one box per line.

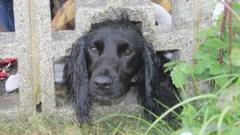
xmin=94 ymin=75 xmax=112 ymax=90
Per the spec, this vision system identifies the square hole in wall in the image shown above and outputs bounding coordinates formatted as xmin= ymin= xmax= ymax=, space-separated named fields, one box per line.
xmin=50 ymin=0 xmax=75 ymax=31
xmin=53 ymin=56 xmax=71 ymax=107
xmin=50 ymin=0 xmax=174 ymax=30
xmin=52 ymin=54 xmax=141 ymax=119
xmin=156 ymin=49 xmax=180 ymax=63
xmin=0 ymin=0 xmax=15 ymax=32
xmin=0 ymin=57 xmax=18 ymax=117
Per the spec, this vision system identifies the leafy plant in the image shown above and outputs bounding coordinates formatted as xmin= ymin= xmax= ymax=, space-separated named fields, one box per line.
xmin=166 ymin=1 xmax=240 ymax=91
xmin=163 ymin=1 xmax=240 ymax=135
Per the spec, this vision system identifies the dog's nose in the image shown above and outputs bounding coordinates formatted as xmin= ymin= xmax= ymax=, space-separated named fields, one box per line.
xmin=94 ymin=75 xmax=112 ymax=90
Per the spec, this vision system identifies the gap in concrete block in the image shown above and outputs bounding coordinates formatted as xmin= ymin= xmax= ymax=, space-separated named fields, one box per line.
xmin=53 ymin=56 xmax=71 ymax=108
xmin=156 ymin=49 xmax=180 ymax=62
xmin=50 ymin=0 xmax=75 ymax=31
xmin=0 ymin=59 xmax=18 ymax=117
xmin=52 ymin=54 xmax=141 ymax=118
xmin=0 ymin=0 xmax=15 ymax=32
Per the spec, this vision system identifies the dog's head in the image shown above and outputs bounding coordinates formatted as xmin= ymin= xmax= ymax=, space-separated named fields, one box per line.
xmin=64 ymin=17 xmax=180 ymax=123
xmin=86 ymin=20 xmax=146 ymax=103
xmin=65 ymin=19 xmax=150 ymax=101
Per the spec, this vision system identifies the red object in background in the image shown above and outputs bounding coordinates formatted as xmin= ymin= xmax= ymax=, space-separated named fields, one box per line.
xmin=0 ymin=58 xmax=17 ymax=68
xmin=0 ymin=70 xmax=9 ymax=80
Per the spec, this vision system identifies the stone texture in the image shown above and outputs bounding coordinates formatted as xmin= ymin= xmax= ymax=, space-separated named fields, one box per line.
xmin=0 ymin=0 xmax=35 ymax=119
xmin=0 ymin=94 xmax=18 ymax=120
xmin=0 ymin=0 xmax=217 ymax=120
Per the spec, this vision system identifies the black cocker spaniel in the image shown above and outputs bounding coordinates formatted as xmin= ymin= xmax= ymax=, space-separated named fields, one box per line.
xmin=64 ymin=16 xmax=181 ymax=124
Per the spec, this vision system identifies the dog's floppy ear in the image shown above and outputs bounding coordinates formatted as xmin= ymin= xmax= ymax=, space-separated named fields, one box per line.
xmin=141 ymin=43 xmax=181 ymax=122
xmin=64 ymin=36 xmax=91 ymax=123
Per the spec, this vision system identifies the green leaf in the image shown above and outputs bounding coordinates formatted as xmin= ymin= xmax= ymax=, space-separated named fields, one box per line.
xmin=236 ymin=77 xmax=240 ymax=86
xmin=193 ymin=52 xmax=209 ymax=61
xmin=232 ymin=2 xmax=240 ymax=12
xmin=171 ymin=63 xmax=193 ymax=88
xmin=197 ymin=26 xmax=219 ymax=39
xmin=204 ymin=38 xmax=227 ymax=50
xmin=170 ymin=64 xmax=191 ymax=89
xmin=194 ymin=62 xmax=208 ymax=75
xmin=230 ymin=48 xmax=240 ymax=67
xmin=209 ymin=63 xmax=226 ymax=75
xmin=170 ymin=70 xmax=187 ymax=89
xmin=215 ymin=77 xmax=229 ymax=88
xmin=194 ymin=58 xmax=214 ymax=75
xmin=179 ymin=63 xmax=193 ymax=75
xmin=163 ymin=60 xmax=179 ymax=73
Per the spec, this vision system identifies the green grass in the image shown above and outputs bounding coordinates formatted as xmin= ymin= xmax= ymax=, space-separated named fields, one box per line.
xmin=1 ymin=86 xmax=239 ymax=135
xmin=2 ymin=1 xmax=240 ymax=135
xmin=0 ymin=113 xmax=163 ymax=135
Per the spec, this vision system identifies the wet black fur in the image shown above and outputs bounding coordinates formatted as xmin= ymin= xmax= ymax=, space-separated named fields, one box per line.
xmin=64 ymin=16 xmax=181 ymax=124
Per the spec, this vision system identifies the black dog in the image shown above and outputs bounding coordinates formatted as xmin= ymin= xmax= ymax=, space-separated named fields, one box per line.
xmin=64 ymin=17 xmax=181 ymax=123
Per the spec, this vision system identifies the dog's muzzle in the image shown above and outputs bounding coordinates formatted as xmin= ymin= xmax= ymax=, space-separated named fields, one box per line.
xmin=94 ymin=75 xmax=113 ymax=91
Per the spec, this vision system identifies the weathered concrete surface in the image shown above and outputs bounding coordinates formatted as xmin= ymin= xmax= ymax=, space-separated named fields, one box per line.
xmin=55 ymin=89 xmax=141 ymax=120
xmin=0 ymin=0 xmax=35 ymax=118
xmin=0 ymin=0 xmax=217 ymax=120
xmin=199 ymin=0 xmax=217 ymax=28
xmin=0 ymin=93 xmax=18 ymax=120
xmin=53 ymin=0 xmax=206 ymax=119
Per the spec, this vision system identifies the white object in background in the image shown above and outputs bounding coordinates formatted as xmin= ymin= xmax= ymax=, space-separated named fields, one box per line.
xmin=153 ymin=3 xmax=172 ymax=26
xmin=54 ymin=62 xmax=65 ymax=83
xmin=5 ymin=74 xmax=19 ymax=93
xmin=164 ymin=52 xmax=173 ymax=59
xmin=162 ymin=50 xmax=180 ymax=60
xmin=212 ymin=1 xmax=224 ymax=24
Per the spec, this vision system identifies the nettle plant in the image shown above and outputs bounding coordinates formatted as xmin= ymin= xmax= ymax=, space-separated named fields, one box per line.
xmin=163 ymin=2 xmax=240 ymax=134
xmin=165 ymin=1 xmax=240 ymax=92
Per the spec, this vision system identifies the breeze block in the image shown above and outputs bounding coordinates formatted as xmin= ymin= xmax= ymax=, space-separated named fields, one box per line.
xmin=0 ymin=0 xmax=216 ymax=120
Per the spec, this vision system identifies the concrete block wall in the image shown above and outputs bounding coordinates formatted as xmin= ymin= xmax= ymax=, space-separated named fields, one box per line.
xmin=0 ymin=0 xmax=216 ymax=119
xmin=1 ymin=0 xmax=35 ymax=118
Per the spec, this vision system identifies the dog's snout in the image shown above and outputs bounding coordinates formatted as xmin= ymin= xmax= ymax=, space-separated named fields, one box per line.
xmin=94 ymin=75 xmax=112 ymax=90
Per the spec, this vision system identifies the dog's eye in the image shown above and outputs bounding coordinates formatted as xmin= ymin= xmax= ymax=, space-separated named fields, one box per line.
xmin=88 ymin=45 xmax=98 ymax=53
xmin=122 ymin=49 xmax=134 ymax=56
